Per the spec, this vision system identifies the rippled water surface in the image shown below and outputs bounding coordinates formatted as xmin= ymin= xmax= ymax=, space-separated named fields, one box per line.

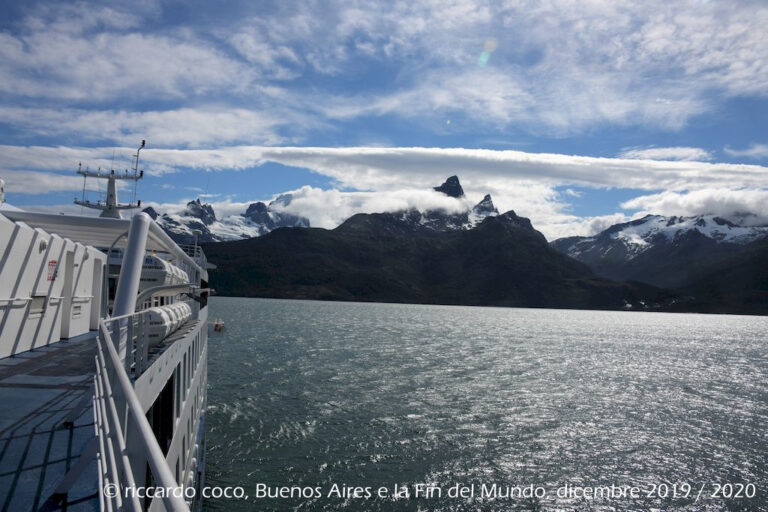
xmin=203 ymin=297 xmax=768 ymax=511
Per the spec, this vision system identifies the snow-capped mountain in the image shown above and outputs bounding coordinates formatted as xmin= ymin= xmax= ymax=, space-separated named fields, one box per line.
xmin=144 ymin=195 xmax=310 ymax=244
xmin=146 ymin=176 xmax=500 ymax=243
xmin=551 ymin=214 xmax=768 ymax=288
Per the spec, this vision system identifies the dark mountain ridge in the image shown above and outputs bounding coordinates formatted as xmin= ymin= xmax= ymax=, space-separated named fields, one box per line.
xmin=204 ymin=206 xmax=674 ymax=311
xmin=668 ymin=236 xmax=768 ymax=314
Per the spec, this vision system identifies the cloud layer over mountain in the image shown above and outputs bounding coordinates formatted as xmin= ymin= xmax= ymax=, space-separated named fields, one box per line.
xmin=1 ymin=0 xmax=768 ymax=239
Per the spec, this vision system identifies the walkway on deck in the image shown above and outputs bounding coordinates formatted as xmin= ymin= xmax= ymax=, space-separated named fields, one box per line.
xmin=0 ymin=333 xmax=99 ymax=512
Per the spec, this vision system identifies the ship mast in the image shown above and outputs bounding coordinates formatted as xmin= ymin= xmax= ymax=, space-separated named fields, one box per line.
xmin=74 ymin=140 xmax=145 ymax=218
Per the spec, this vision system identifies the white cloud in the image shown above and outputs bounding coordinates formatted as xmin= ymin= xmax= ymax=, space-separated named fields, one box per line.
xmin=0 ymin=3 xmax=252 ymax=102
xmin=618 ymin=146 xmax=713 ymax=161
xmin=4 ymin=144 xmax=768 ymax=240
xmin=1 ymin=0 xmax=767 ymax=136
xmin=0 ymin=106 xmax=297 ymax=147
xmin=251 ymin=146 xmax=768 ymax=192
xmin=274 ymin=0 xmax=768 ymax=132
xmin=544 ymin=213 xmax=633 ymax=240
xmin=0 ymin=169 xmax=109 ymax=195
xmin=273 ymin=186 xmax=476 ymax=229
xmin=724 ymin=144 xmax=768 ymax=160
xmin=621 ymin=189 xmax=768 ymax=224
xmin=0 ymin=144 xmax=264 ymax=176
xmin=5 ymin=144 xmax=768 ymax=191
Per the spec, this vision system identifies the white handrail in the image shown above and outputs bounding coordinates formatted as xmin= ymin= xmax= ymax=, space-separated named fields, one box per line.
xmin=97 ymin=319 xmax=190 ymax=512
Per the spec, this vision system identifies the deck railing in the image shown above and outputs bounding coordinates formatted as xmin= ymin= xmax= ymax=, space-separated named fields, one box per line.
xmin=94 ymin=317 xmax=190 ymax=512
xmin=93 ymin=285 xmax=207 ymax=511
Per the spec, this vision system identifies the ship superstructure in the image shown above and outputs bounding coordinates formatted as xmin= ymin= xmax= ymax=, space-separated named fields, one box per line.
xmin=0 ymin=146 xmax=210 ymax=512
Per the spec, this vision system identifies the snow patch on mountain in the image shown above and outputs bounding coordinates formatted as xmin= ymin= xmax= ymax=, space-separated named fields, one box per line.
xmin=564 ymin=214 xmax=768 ymax=260
xmin=146 ymin=195 xmax=310 ymax=244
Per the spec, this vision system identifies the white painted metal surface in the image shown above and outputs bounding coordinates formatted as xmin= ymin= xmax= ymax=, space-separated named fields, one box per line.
xmin=0 ymin=212 xmax=106 ymax=358
xmin=1 ymin=211 xmax=205 ymax=280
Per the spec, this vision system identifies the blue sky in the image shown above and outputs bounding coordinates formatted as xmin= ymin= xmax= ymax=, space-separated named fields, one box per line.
xmin=1 ymin=0 xmax=768 ymax=239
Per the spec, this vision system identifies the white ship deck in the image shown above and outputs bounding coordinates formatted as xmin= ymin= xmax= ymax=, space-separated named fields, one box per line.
xmin=0 ymin=333 xmax=99 ymax=512
xmin=0 ymin=208 xmax=210 ymax=512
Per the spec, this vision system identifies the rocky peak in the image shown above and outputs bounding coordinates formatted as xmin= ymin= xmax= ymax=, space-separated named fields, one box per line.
xmin=433 ymin=175 xmax=465 ymax=198
xmin=242 ymin=198 xmax=310 ymax=230
xmin=244 ymin=201 xmax=269 ymax=223
xmin=472 ymin=194 xmax=498 ymax=216
xmin=494 ymin=210 xmax=545 ymax=239
xmin=184 ymin=198 xmax=216 ymax=226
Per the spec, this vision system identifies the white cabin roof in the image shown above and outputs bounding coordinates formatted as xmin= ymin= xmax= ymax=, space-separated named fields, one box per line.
xmin=0 ymin=210 xmax=204 ymax=277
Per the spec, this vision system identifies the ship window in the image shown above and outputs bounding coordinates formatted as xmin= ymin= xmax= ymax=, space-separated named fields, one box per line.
xmin=174 ymin=365 xmax=181 ymax=419
xmin=146 ymin=373 xmax=175 ymax=456
xmin=183 ymin=353 xmax=188 ymax=400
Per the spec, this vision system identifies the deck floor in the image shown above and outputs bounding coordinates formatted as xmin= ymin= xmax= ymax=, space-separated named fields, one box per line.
xmin=0 ymin=333 xmax=99 ymax=512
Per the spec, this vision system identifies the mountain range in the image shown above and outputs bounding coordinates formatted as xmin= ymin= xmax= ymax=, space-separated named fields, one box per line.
xmin=145 ymin=175 xmax=501 ymax=244
xmin=146 ymin=175 xmax=767 ymax=314
xmin=201 ymin=177 xmax=677 ymax=312
xmin=550 ymin=213 xmax=768 ymax=314
xmin=551 ymin=214 xmax=768 ymax=288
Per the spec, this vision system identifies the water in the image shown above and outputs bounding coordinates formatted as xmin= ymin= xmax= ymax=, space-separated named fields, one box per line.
xmin=203 ymin=297 xmax=768 ymax=511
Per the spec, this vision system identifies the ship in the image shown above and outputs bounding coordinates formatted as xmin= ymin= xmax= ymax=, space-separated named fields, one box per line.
xmin=0 ymin=141 xmax=210 ymax=511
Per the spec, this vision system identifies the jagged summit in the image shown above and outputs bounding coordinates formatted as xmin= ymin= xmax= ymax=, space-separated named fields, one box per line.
xmin=243 ymin=197 xmax=309 ymax=231
xmin=244 ymin=201 xmax=269 ymax=218
xmin=433 ymin=175 xmax=465 ymax=198
xmin=184 ymin=198 xmax=216 ymax=225
xmin=337 ymin=178 xmax=508 ymax=234
xmin=472 ymin=194 xmax=498 ymax=216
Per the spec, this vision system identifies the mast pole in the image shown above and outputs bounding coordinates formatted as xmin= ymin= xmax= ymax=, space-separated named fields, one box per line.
xmin=73 ymin=141 xmax=145 ymax=219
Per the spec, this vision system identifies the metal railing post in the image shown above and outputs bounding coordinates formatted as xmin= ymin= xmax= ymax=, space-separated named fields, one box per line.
xmin=113 ymin=213 xmax=150 ymax=359
xmin=141 ymin=314 xmax=149 ymax=375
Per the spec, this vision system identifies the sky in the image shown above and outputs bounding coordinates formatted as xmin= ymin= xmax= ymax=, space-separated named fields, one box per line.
xmin=1 ymin=0 xmax=768 ymax=240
